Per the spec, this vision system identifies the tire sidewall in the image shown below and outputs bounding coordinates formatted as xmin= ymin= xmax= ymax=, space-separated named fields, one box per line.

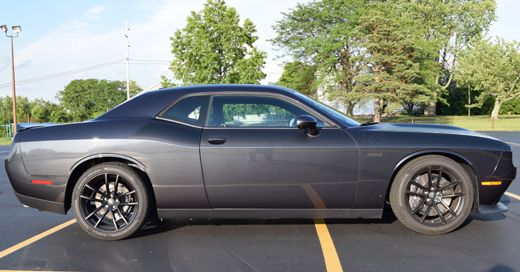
xmin=72 ymin=162 xmax=149 ymax=240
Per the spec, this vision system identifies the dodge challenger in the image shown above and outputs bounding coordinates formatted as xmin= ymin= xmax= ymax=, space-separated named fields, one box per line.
xmin=5 ymin=85 xmax=517 ymax=240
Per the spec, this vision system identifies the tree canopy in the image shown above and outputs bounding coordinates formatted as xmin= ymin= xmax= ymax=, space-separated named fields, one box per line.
xmin=398 ymin=0 xmax=497 ymax=116
xmin=353 ymin=8 xmax=430 ymax=123
xmin=277 ymin=61 xmax=317 ymax=97
xmin=457 ymin=38 xmax=520 ymax=119
xmin=56 ymin=79 xmax=142 ymax=121
xmin=271 ymin=0 xmax=366 ymax=115
xmin=167 ymin=0 xmax=266 ymax=85
xmin=272 ymin=0 xmax=498 ymax=118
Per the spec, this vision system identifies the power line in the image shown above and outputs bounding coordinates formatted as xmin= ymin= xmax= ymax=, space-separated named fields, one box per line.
xmin=0 ymin=58 xmax=282 ymax=89
xmin=0 ymin=59 xmax=125 ymax=89
xmin=0 ymin=59 xmax=172 ymax=89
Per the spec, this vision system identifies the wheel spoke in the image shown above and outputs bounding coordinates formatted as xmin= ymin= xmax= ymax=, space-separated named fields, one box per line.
xmin=85 ymin=205 xmax=105 ymax=220
xmin=433 ymin=203 xmax=447 ymax=224
xmin=420 ymin=201 xmax=433 ymax=223
xmin=427 ymin=166 xmax=433 ymax=188
xmin=114 ymin=175 xmax=120 ymax=195
xmin=119 ymin=190 xmax=136 ymax=197
xmin=104 ymin=173 xmax=110 ymax=195
xmin=411 ymin=198 xmax=427 ymax=215
xmin=405 ymin=191 xmax=425 ymax=197
xmin=94 ymin=209 xmax=110 ymax=228
xmin=80 ymin=196 xmax=103 ymax=203
xmin=439 ymin=199 xmax=458 ymax=217
xmin=110 ymin=210 xmax=119 ymax=231
xmin=440 ymin=180 xmax=462 ymax=191
xmin=116 ymin=208 xmax=129 ymax=225
xmin=85 ymin=184 xmax=106 ymax=197
xmin=119 ymin=202 xmax=138 ymax=206
xmin=441 ymin=192 xmax=465 ymax=198
xmin=437 ymin=166 xmax=444 ymax=188
xmin=410 ymin=180 xmax=428 ymax=191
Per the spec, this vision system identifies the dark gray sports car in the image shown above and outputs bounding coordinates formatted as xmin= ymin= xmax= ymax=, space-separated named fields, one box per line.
xmin=5 ymin=85 xmax=517 ymax=240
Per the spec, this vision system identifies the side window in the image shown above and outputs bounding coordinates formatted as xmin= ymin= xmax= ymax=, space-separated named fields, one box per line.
xmin=207 ymin=96 xmax=324 ymax=128
xmin=159 ymin=96 xmax=209 ymax=127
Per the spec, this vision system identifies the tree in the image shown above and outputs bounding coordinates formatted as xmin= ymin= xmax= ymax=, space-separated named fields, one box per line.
xmin=167 ymin=0 xmax=266 ymax=85
xmin=354 ymin=9 xmax=430 ymax=123
xmin=436 ymin=78 xmax=494 ymax=116
xmin=32 ymin=99 xmax=72 ymax=123
xmin=500 ymin=99 xmax=520 ymax=115
xmin=272 ymin=0 xmax=366 ymax=116
xmin=56 ymin=79 xmax=142 ymax=121
xmin=0 ymin=96 xmax=32 ymax=124
xmin=160 ymin=75 xmax=177 ymax=88
xmin=397 ymin=0 xmax=496 ymax=116
xmin=277 ymin=61 xmax=317 ymax=97
xmin=457 ymin=38 xmax=520 ymax=119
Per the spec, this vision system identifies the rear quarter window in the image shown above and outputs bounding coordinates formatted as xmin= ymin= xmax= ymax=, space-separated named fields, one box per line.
xmin=158 ymin=96 xmax=210 ymax=127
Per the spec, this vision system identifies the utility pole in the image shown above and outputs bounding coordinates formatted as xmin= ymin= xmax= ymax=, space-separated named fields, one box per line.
xmin=468 ymin=85 xmax=471 ymax=117
xmin=2 ymin=24 xmax=21 ymax=135
xmin=125 ymin=18 xmax=130 ymax=100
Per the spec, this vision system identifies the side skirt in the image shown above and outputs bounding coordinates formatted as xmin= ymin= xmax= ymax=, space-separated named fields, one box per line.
xmin=157 ymin=208 xmax=382 ymax=220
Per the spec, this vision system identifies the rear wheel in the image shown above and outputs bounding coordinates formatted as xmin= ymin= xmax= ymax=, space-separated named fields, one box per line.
xmin=390 ymin=156 xmax=473 ymax=234
xmin=72 ymin=162 xmax=149 ymax=240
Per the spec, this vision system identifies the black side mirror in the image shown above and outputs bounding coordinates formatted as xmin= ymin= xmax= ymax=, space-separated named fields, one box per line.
xmin=296 ymin=115 xmax=319 ymax=136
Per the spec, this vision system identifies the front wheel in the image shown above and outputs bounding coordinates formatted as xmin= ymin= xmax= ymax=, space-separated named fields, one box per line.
xmin=390 ymin=156 xmax=474 ymax=234
xmin=72 ymin=162 xmax=150 ymax=240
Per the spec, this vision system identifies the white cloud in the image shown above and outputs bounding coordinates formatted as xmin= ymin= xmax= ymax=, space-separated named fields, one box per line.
xmin=0 ymin=0 xmax=308 ymax=102
xmin=84 ymin=6 xmax=105 ymax=20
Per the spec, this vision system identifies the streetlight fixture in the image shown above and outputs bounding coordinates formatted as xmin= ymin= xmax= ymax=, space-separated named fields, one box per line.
xmin=2 ymin=24 xmax=21 ymax=135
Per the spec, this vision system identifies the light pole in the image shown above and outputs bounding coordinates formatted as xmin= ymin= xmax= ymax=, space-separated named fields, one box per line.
xmin=1 ymin=24 xmax=21 ymax=135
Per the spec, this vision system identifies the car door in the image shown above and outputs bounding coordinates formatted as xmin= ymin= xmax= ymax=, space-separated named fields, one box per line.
xmin=200 ymin=94 xmax=358 ymax=209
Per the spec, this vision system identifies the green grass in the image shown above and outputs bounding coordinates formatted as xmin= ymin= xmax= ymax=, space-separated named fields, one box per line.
xmin=354 ymin=115 xmax=520 ymax=131
xmin=0 ymin=138 xmax=12 ymax=145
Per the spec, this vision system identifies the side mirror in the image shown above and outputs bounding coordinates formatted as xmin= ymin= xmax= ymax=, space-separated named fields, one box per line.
xmin=296 ymin=115 xmax=319 ymax=136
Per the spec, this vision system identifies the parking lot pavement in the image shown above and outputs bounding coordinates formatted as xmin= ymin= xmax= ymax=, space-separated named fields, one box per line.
xmin=0 ymin=131 xmax=518 ymax=272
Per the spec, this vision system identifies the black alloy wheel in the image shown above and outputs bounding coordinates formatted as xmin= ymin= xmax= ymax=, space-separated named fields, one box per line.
xmin=72 ymin=162 xmax=149 ymax=240
xmin=390 ymin=155 xmax=474 ymax=234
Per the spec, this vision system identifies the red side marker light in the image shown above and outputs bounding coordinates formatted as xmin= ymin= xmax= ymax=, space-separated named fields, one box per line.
xmin=32 ymin=180 xmax=53 ymax=185
xmin=481 ymin=181 xmax=502 ymax=186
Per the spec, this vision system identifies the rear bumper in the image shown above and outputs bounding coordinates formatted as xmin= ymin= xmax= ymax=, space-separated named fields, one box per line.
xmin=6 ymin=136 xmax=69 ymax=214
xmin=14 ymin=191 xmax=67 ymax=214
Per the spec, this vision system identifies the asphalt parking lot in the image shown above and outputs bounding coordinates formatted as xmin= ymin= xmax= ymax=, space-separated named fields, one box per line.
xmin=0 ymin=131 xmax=519 ymax=272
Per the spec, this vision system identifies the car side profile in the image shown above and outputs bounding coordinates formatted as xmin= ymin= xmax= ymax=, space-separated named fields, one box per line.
xmin=5 ymin=85 xmax=517 ymax=240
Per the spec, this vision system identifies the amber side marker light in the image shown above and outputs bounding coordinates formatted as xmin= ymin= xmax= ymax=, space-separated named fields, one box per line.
xmin=482 ymin=181 xmax=502 ymax=186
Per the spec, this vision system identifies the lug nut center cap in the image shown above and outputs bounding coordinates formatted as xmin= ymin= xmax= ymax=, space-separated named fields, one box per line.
xmin=107 ymin=199 xmax=118 ymax=209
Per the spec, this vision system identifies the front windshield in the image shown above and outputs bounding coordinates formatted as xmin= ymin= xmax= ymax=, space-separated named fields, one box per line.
xmin=293 ymin=92 xmax=360 ymax=127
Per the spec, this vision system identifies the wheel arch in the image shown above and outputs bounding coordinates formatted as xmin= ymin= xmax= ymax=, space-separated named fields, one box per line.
xmin=387 ymin=150 xmax=479 ymax=212
xmin=64 ymin=154 xmax=157 ymax=215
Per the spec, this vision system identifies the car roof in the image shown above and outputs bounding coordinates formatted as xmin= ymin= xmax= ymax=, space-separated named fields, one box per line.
xmin=96 ymin=84 xmax=299 ymax=120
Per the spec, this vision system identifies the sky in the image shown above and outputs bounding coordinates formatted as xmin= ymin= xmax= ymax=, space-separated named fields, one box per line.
xmin=1 ymin=0 xmax=519 ymax=103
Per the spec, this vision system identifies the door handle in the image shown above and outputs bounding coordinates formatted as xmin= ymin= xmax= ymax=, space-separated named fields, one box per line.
xmin=208 ymin=137 xmax=227 ymax=144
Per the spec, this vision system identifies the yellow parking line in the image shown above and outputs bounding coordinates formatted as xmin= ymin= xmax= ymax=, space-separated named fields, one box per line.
xmin=0 ymin=219 xmax=76 ymax=259
xmin=505 ymin=192 xmax=520 ymax=201
xmin=314 ymin=219 xmax=343 ymax=272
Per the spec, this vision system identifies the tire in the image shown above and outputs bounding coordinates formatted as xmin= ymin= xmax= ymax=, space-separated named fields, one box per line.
xmin=72 ymin=162 xmax=150 ymax=240
xmin=389 ymin=155 xmax=474 ymax=234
